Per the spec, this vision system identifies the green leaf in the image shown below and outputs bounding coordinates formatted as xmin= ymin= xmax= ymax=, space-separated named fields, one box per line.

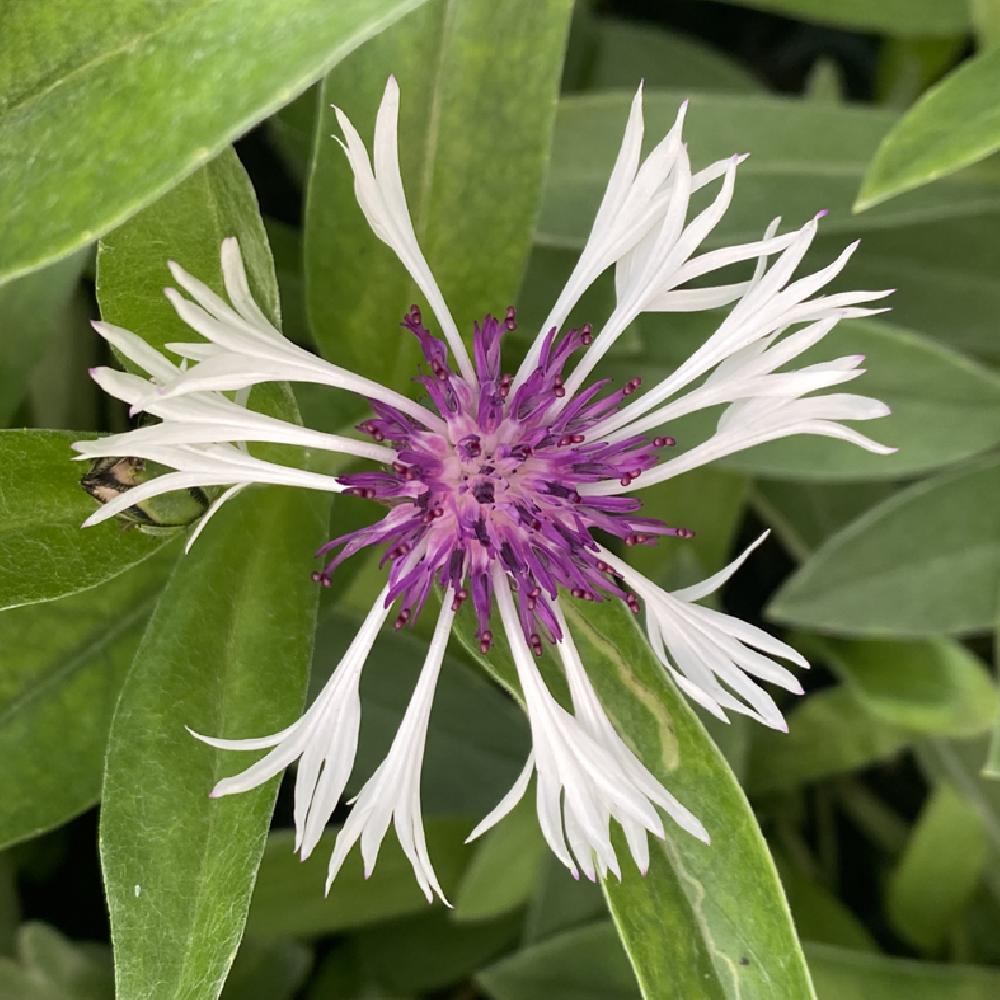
xmin=805 ymin=942 xmax=1000 ymax=998
xmin=753 ymin=480 xmax=893 ymax=561
xmin=886 ymin=784 xmax=988 ymax=952
xmin=452 ymin=598 xmax=815 ymax=999
xmin=0 ymin=253 xmax=87 ymax=426
xmin=972 ymin=0 xmax=1000 ymax=48
xmin=355 ymin=910 xmax=522 ymax=993
xmin=702 ymin=0 xmax=969 ymax=35
xmin=314 ymin=609 xmax=530 ymax=816
xmin=453 ymin=796 xmax=547 ymax=923
xmin=540 ymin=92 xmax=1000 ymax=252
xmin=0 ymin=430 xmax=171 ymax=612
xmin=637 ymin=319 xmax=1000 ymax=481
xmin=0 ymin=923 xmax=113 ymax=1000
xmin=0 ymin=0 xmax=433 ymax=286
xmin=918 ymin=737 xmax=1000 ymax=853
xmin=583 ymin=19 xmax=763 ymax=93
xmin=857 ymin=48 xmax=1000 ymax=211
xmin=266 ymin=86 xmax=320 ymax=186
xmin=97 ymin=149 xmax=282 ymax=358
xmin=802 ymin=636 xmax=997 ymax=738
xmin=219 ymin=937 xmax=311 ymax=1000
xmin=523 ymin=855 xmax=607 ymax=944
xmin=96 ymin=141 xmax=329 ymax=1000
xmin=100 ymin=487 xmax=327 ymax=1000
xmin=0 ymin=547 xmax=173 ymax=851
xmin=748 ymin=687 xmax=907 ymax=795
xmin=769 ymin=456 xmax=1000 ymax=637
xmin=304 ymin=0 xmax=572 ymax=383
xmin=775 ymin=857 xmax=877 ymax=952
xmin=246 ymin=820 xmax=471 ymax=938
xmin=806 ymin=222 xmax=1000 ymax=367
xmin=477 ymin=922 xmax=640 ymax=1000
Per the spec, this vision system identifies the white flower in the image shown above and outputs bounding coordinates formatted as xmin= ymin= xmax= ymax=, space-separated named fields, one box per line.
xmin=77 ymin=77 xmax=893 ymax=897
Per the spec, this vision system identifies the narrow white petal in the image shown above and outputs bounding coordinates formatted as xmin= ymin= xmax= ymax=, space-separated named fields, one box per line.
xmin=220 ymin=237 xmax=280 ymax=333
xmin=324 ymin=597 xmax=455 ymax=902
xmin=91 ymin=321 xmax=178 ymax=382
xmin=81 ymin=471 xmax=236 ymax=527
xmin=467 ymin=754 xmax=535 ymax=842
xmin=334 ymin=78 xmax=475 ymax=385
xmin=673 ymin=530 xmax=770 ymax=602
xmin=183 ymin=484 xmax=246 ymax=553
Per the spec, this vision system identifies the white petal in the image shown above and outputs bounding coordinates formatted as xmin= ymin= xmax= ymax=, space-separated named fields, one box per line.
xmin=220 ymin=237 xmax=280 ymax=333
xmin=467 ymin=753 xmax=535 ymax=842
xmin=334 ymin=78 xmax=475 ymax=385
xmin=324 ymin=597 xmax=455 ymax=903
xmin=91 ymin=321 xmax=178 ymax=382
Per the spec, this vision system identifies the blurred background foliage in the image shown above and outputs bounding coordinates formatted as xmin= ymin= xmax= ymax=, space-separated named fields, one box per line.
xmin=2 ymin=0 xmax=1000 ymax=997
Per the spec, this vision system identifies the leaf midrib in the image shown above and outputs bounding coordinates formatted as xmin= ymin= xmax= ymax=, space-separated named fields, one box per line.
xmin=0 ymin=589 xmax=158 ymax=732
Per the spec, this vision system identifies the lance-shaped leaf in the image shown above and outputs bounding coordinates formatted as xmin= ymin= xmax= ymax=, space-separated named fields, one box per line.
xmin=806 ymin=942 xmax=1000 ymax=998
xmin=304 ymin=0 xmax=572 ymax=386
xmin=452 ymin=598 xmax=815 ymax=999
xmin=857 ymin=47 xmax=1000 ymax=210
xmin=769 ymin=456 xmax=1000 ymax=637
xmin=100 ymin=488 xmax=326 ymax=1000
xmin=97 ymin=147 xmax=330 ymax=1000
xmin=0 ymin=0 xmax=433 ymax=286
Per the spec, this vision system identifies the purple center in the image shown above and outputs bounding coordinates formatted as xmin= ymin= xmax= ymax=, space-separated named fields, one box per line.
xmin=315 ymin=306 xmax=689 ymax=654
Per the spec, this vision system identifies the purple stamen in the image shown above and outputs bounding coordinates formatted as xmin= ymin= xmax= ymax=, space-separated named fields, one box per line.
xmin=327 ymin=310 xmax=688 ymax=649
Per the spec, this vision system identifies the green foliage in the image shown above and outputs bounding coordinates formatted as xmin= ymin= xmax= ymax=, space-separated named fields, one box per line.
xmin=887 ymin=784 xmax=988 ymax=952
xmin=541 ymin=92 xmax=1000 ymax=249
xmin=770 ymin=457 xmax=1000 ymax=636
xmin=453 ymin=797 xmax=546 ymax=923
xmin=806 ymin=943 xmax=1000 ymax=998
xmin=748 ymin=687 xmax=908 ymax=794
xmin=700 ymin=0 xmax=970 ymax=36
xmin=97 ymin=150 xmax=282 ymax=358
xmin=0 ymin=547 xmax=173 ymax=850
xmin=247 ymin=821 xmax=471 ymax=937
xmin=100 ymin=486 xmax=327 ymax=1000
xmin=580 ymin=18 xmax=764 ymax=93
xmin=0 ymin=0 xmax=432 ymax=285
xmin=451 ymin=598 xmax=815 ymax=999
xmin=2 ymin=3 xmax=1000 ymax=998
xmin=858 ymin=47 xmax=1000 ymax=210
xmin=0 ymin=254 xmax=87 ymax=425
xmin=0 ymin=430 xmax=171 ymax=612
xmin=803 ymin=636 xmax=997 ymax=737
xmin=305 ymin=0 xmax=572 ymax=387
xmin=477 ymin=922 xmax=639 ymax=1000
xmin=0 ymin=924 xmax=112 ymax=1000
xmin=96 ymin=146 xmax=328 ymax=1000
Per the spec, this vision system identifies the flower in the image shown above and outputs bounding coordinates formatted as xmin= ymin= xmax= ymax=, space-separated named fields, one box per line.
xmin=76 ymin=77 xmax=893 ymax=901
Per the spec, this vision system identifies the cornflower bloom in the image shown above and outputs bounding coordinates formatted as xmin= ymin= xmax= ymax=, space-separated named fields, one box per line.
xmin=75 ymin=77 xmax=893 ymax=900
